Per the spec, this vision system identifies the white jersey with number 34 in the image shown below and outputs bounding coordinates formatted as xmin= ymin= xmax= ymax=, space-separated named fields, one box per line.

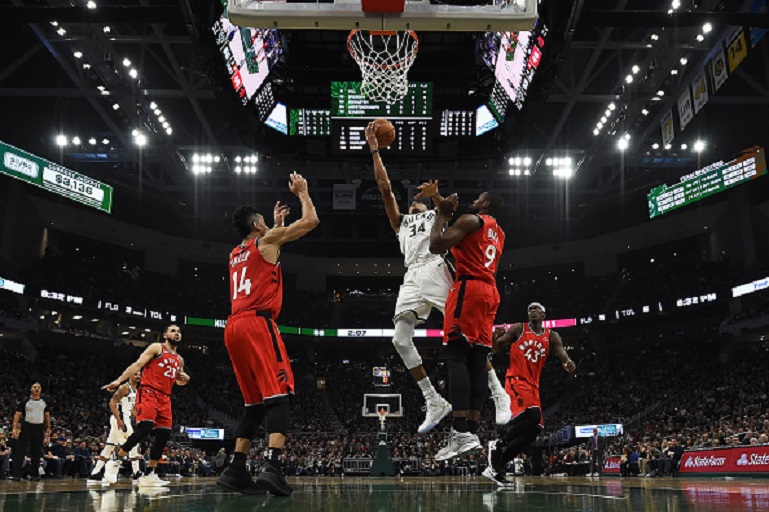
xmin=398 ymin=211 xmax=443 ymax=268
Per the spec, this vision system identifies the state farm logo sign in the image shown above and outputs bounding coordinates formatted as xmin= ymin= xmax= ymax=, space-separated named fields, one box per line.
xmin=736 ymin=453 xmax=769 ymax=466
xmin=684 ymin=455 xmax=727 ymax=468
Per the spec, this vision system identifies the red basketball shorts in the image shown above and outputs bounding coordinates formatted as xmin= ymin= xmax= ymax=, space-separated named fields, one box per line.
xmin=505 ymin=378 xmax=544 ymax=427
xmin=224 ymin=311 xmax=295 ymax=406
xmin=135 ymin=386 xmax=173 ymax=429
xmin=443 ymin=278 xmax=500 ymax=347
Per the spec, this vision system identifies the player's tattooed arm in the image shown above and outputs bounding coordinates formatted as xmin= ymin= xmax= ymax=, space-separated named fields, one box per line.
xmin=550 ymin=331 xmax=576 ymax=373
xmin=102 ymin=343 xmax=162 ymax=391
xmin=492 ymin=323 xmax=523 ymax=355
xmin=429 ymin=197 xmax=482 ymax=253
xmin=366 ymin=121 xmax=402 ymax=233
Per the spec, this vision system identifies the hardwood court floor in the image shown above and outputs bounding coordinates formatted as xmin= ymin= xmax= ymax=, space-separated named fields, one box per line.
xmin=1 ymin=475 xmax=768 ymax=511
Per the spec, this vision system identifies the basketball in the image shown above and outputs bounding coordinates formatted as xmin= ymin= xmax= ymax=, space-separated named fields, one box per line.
xmin=374 ymin=119 xmax=396 ymax=148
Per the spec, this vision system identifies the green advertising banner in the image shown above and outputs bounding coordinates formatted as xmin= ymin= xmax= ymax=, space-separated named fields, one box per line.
xmin=648 ymin=146 xmax=766 ymax=218
xmin=0 ymin=140 xmax=114 ymax=213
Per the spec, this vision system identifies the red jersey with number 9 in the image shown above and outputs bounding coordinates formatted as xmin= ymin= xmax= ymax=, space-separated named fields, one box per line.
xmin=451 ymin=214 xmax=505 ymax=284
xmin=229 ymin=238 xmax=283 ymax=317
xmin=141 ymin=345 xmax=182 ymax=395
xmin=506 ymin=323 xmax=551 ymax=388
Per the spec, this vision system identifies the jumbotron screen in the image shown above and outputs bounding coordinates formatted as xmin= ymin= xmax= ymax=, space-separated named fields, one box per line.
xmin=331 ymin=82 xmax=433 ymax=118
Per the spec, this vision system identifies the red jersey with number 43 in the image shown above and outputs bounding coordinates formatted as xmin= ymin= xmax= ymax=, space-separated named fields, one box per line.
xmin=451 ymin=214 xmax=505 ymax=284
xmin=229 ymin=238 xmax=283 ymax=317
xmin=141 ymin=345 xmax=182 ymax=395
xmin=506 ymin=323 xmax=551 ymax=388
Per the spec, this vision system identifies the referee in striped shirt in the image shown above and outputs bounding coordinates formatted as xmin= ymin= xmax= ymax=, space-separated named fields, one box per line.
xmin=12 ymin=383 xmax=50 ymax=481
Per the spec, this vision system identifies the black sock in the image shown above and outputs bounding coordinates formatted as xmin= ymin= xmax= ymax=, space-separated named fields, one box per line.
xmin=266 ymin=447 xmax=282 ymax=470
xmin=232 ymin=452 xmax=247 ymax=470
xmin=468 ymin=420 xmax=479 ymax=433
xmin=454 ymin=417 xmax=469 ymax=433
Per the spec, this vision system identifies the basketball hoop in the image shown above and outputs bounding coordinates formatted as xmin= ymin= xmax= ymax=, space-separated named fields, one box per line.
xmin=347 ymin=29 xmax=419 ymax=105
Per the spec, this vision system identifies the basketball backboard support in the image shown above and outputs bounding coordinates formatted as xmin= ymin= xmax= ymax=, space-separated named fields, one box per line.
xmin=228 ymin=0 xmax=538 ymax=32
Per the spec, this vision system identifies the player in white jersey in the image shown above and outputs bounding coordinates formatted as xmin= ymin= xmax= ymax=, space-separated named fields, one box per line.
xmin=88 ymin=371 xmax=142 ymax=484
xmin=366 ymin=122 xmax=511 ymax=433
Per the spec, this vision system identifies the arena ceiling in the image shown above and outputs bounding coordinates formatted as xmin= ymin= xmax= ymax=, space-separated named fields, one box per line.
xmin=1 ymin=0 xmax=768 ymax=257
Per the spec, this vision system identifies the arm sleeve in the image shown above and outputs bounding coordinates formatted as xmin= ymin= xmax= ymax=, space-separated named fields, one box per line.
xmin=16 ymin=401 xmax=26 ymax=415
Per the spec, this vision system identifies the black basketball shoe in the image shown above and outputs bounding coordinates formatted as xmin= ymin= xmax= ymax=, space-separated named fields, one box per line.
xmin=217 ymin=465 xmax=266 ymax=495
xmin=256 ymin=465 xmax=292 ymax=497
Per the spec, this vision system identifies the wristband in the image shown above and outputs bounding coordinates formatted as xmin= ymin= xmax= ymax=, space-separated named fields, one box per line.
xmin=371 ymin=149 xmax=379 ymax=155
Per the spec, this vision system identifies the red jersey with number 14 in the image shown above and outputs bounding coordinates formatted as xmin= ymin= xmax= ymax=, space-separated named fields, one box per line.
xmin=141 ymin=345 xmax=182 ymax=395
xmin=451 ymin=214 xmax=505 ymax=284
xmin=229 ymin=238 xmax=283 ymax=317
xmin=506 ymin=323 xmax=551 ymax=388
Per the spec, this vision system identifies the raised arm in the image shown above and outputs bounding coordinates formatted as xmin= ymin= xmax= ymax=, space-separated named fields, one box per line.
xmin=550 ymin=331 xmax=576 ymax=373
xmin=492 ymin=323 xmax=524 ymax=355
xmin=260 ymin=173 xmax=320 ymax=258
xmin=102 ymin=343 xmax=162 ymax=391
xmin=415 ymin=179 xmax=444 ymax=210
xmin=428 ymin=195 xmax=483 ymax=254
xmin=366 ymin=121 xmax=402 ymax=233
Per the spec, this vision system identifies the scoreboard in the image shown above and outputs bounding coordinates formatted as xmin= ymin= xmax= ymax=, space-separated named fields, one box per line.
xmin=331 ymin=81 xmax=432 ymax=118
xmin=648 ymin=146 xmax=766 ymax=218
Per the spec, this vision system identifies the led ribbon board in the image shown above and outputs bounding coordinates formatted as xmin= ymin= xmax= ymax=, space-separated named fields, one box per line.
xmin=1 ymin=140 xmax=113 ymax=213
xmin=648 ymin=146 xmax=766 ymax=218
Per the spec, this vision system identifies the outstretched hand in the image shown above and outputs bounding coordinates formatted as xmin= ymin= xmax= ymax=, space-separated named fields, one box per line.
xmin=437 ymin=193 xmax=458 ymax=216
xmin=414 ymin=179 xmax=440 ymax=200
xmin=562 ymin=360 xmax=577 ymax=373
xmin=365 ymin=121 xmax=379 ymax=152
xmin=288 ymin=172 xmax=308 ymax=196
xmin=102 ymin=380 xmax=121 ymax=392
xmin=273 ymin=201 xmax=290 ymax=228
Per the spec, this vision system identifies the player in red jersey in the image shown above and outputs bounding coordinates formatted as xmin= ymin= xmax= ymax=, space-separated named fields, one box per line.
xmin=483 ymin=302 xmax=576 ymax=487
xmin=102 ymin=324 xmax=190 ymax=487
xmin=217 ymin=172 xmax=319 ymax=497
xmin=427 ymin=189 xmax=506 ymax=461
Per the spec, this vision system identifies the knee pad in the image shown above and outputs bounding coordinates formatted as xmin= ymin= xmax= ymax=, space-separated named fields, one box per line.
xmin=122 ymin=421 xmax=153 ymax=452
xmin=235 ymin=405 xmax=265 ymax=440
xmin=265 ymin=401 xmax=290 ymax=436
xmin=392 ymin=318 xmax=422 ymax=370
xmin=149 ymin=428 xmax=171 ymax=461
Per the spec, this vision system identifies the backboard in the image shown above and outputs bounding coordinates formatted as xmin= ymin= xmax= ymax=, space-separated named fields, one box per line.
xmin=362 ymin=393 xmax=403 ymax=418
xmin=228 ymin=0 xmax=538 ymax=32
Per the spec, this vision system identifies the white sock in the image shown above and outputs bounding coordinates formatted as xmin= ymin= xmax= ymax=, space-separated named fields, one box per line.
xmin=487 ymin=368 xmax=505 ymax=396
xmin=417 ymin=377 xmax=437 ymax=399
xmin=92 ymin=459 xmax=106 ymax=475
xmin=132 ymin=460 xmax=140 ymax=474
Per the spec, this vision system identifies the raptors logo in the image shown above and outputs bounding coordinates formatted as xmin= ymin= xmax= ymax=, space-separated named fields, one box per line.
xmin=276 ymin=369 xmax=288 ymax=383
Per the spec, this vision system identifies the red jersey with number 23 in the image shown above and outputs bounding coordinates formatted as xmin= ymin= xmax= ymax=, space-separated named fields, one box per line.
xmin=229 ymin=238 xmax=283 ymax=317
xmin=451 ymin=214 xmax=505 ymax=283
xmin=506 ymin=323 xmax=551 ymax=388
xmin=141 ymin=345 xmax=182 ymax=395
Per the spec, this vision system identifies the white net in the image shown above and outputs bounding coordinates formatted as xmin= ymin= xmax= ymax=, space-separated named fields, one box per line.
xmin=347 ymin=30 xmax=419 ymax=105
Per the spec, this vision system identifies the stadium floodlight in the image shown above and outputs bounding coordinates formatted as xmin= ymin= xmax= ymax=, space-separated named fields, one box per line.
xmin=83 ymin=63 xmax=92 ymax=70
xmin=235 ymin=156 xmax=242 ymax=163
xmin=703 ymin=22 xmax=712 ymax=34
xmin=150 ymin=102 xmax=157 ymax=109
xmin=650 ymin=34 xmax=659 ymax=41
xmin=57 ymin=28 xmax=66 ymax=36
xmin=51 ymin=21 xmax=58 ymax=26
xmin=657 ymin=90 xmax=665 ymax=97
xmin=625 ymin=74 xmax=634 ymax=84
xmin=103 ymin=26 xmax=111 ymax=33
xmin=609 ymin=103 xmax=616 ymax=111
xmin=72 ymin=136 xmax=81 ymax=145
xmin=56 ymin=134 xmax=67 ymax=146
xmin=696 ymin=34 xmax=705 ymax=42
xmin=593 ymin=129 xmax=600 ymax=136
xmin=192 ymin=154 xmax=200 ymax=163
xmin=524 ymin=170 xmax=530 ymax=176
xmin=235 ymin=166 xmax=242 ymax=174
xmin=165 ymin=127 xmax=172 ymax=135
xmin=632 ymin=65 xmax=640 ymax=75
xmin=73 ymin=51 xmax=83 ymax=59
xmin=122 ymin=58 xmax=131 ymax=67
xmin=102 ymin=138 xmax=110 ymax=144
xmin=681 ymin=143 xmax=688 ymax=150
xmin=158 ymin=116 xmax=165 ymax=123
xmin=652 ymin=143 xmax=660 ymax=150
xmin=523 ymin=157 xmax=531 ymax=166
xmin=162 ymin=122 xmax=169 ymax=129
xmin=680 ymin=57 xmax=688 ymax=65
xmin=597 ymin=122 xmax=604 ymax=129
xmin=154 ymin=109 xmax=161 ymax=116
xmin=642 ymin=109 xmax=649 ymax=116
xmin=112 ymin=103 xmax=120 ymax=110
xmin=508 ymin=157 xmax=514 ymax=165
xmin=129 ymin=68 xmax=138 ymax=79
xmin=664 ymin=144 xmax=672 ymax=150
xmin=672 ymin=0 xmax=681 ymax=8
xmin=514 ymin=157 xmax=522 ymax=166
xmin=546 ymin=158 xmax=552 ymax=166
xmin=508 ymin=169 xmax=515 ymax=176
xmin=601 ymin=116 xmax=607 ymax=123
xmin=215 ymin=156 xmax=221 ymax=163
xmin=617 ymin=138 xmax=629 ymax=151
xmin=694 ymin=140 xmax=705 ymax=152
xmin=87 ymin=1 xmax=96 ymax=9
xmin=134 ymin=134 xmax=147 ymax=147
xmin=88 ymin=138 xmax=96 ymax=145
